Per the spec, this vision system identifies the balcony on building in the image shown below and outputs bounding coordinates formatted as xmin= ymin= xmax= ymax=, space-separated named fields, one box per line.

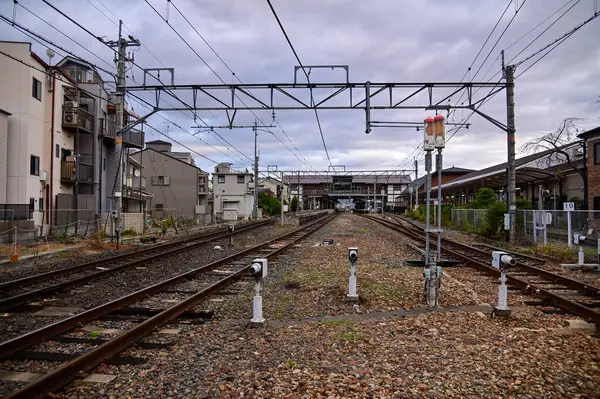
xmin=60 ymin=161 xmax=93 ymax=183
xmin=101 ymin=117 xmax=116 ymax=141
xmin=122 ymin=128 xmax=144 ymax=149
xmin=62 ymin=102 xmax=94 ymax=134
xmin=123 ymin=175 xmax=150 ymax=199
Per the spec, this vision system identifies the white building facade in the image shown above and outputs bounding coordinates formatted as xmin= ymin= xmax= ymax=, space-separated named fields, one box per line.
xmin=212 ymin=163 xmax=254 ymax=220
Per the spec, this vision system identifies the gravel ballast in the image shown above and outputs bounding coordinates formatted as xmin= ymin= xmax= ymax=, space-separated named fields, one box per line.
xmin=0 ymin=223 xmax=293 ymax=342
xmin=4 ymin=214 xmax=599 ymax=398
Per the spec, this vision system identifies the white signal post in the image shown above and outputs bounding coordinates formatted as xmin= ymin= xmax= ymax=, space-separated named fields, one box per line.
xmin=564 ymin=202 xmax=575 ymax=248
xmin=491 ymin=251 xmax=516 ymax=317
xmin=347 ymin=248 xmax=359 ymax=302
xmin=249 ymin=258 xmax=268 ymax=325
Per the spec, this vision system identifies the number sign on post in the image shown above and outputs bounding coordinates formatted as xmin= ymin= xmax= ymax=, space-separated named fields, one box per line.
xmin=564 ymin=202 xmax=574 ymax=247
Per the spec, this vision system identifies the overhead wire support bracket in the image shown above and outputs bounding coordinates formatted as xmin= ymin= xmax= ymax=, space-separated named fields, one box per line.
xmin=143 ymin=68 xmax=174 ymax=85
xmin=293 ymin=65 xmax=350 ymax=84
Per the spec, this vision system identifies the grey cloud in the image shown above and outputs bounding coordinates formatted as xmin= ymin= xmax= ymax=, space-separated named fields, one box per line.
xmin=1 ymin=0 xmax=598 ymax=174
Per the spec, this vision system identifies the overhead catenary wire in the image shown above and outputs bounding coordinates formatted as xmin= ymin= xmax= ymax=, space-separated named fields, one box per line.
xmin=264 ymin=0 xmax=335 ymax=171
xmin=0 ymin=13 xmax=117 ymax=79
xmin=513 ymin=8 xmax=600 ymax=69
xmin=144 ymin=0 xmax=316 ymax=172
xmin=167 ymin=0 xmax=315 ymax=172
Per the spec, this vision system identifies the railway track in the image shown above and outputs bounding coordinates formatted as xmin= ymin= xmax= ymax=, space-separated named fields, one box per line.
xmin=366 ymin=215 xmax=600 ymax=324
xmin=0 ymin=219 xmax=271 ymax=312
xmin=0 ymin=213 xmax=335 ymax=399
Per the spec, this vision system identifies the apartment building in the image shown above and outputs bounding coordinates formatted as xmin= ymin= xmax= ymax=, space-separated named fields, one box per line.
xmin=0 ymin=41 xmax=76 ymax=227
xmin=212 ymin=163 xmax=254 ymax=220
xmin=130 ymin=141 xmax=210 ymax=223
xmin=0 ymin=41 xmax=146 ymax=234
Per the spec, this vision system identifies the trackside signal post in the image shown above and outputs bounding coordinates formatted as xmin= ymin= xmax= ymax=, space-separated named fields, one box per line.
xmin=422 ymin=115 xmax=446 ymax=307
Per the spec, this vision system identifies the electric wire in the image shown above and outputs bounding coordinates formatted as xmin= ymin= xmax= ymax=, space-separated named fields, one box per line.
xmin=144 ymin=0 xmax=316 ymax=172
xmin=168 ymin=0 xmax=314 ymax=171
xmin=0 ymin=13 xmax=117 ymax=79
xmin=264 ymin=0 xmax=335 ymax=171
xmin=514 ymin=9 xmax=600 ymax=68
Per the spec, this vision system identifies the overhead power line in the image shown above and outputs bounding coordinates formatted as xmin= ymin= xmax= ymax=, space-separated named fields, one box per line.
xmin=167 ymin=0 xmax=315 ymax=171
xmin=0 ymin=13 xmax=116 ymax=78
xmin=514 ymin=9 xmax=600 ymax=68
xmin=143 ymin=0 xmax=316 ymax=172
xmin=265 ymin=0 xmax=335 ymax=171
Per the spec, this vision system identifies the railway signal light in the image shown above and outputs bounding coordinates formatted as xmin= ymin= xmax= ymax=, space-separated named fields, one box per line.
xmin=347 ymin=247 xmax=359 ymax=302
xmin=491 ymin=251 xmax=516 ymax=317
xmin=249 ymin=258 xmax=268 ymax=326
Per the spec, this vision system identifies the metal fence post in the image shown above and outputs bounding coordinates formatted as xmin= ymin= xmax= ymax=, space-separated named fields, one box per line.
xmin=567 ymin=209 xmax=572 ymax=248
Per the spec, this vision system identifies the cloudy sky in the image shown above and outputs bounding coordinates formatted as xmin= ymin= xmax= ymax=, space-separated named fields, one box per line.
xmin=1 ymin=0 xmax=599 ymax=177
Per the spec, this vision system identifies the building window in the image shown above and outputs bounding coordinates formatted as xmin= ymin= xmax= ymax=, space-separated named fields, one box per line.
xmin=155 ymin=204 xmax=164 ymax=211
xmin=30 ymin=155 xmax=40 ymax=176
xmin=594 ymin=142 xmax=600 ymax=165
xmin=218 ymin=175 xmax=225 ymax=184
xmin=152 ymin=176 xmax=170 ymax=185
xmin=393 ymin=184 xmax=404 ymax=191
xmin=29 ymin=197 xmax=35 ymax=212
xmin=55 ymin=144 xmax=60 ymax=158
xmin=32 ymin=78 xmax=42 ymax=101
xmin=237 ymin=175 xmax=245 ymax=184
xmin=39 ymin=198 xmax=44 ymax=211
xmin=594 ymin=197 xmax=600 ymax=219
xmin=103 ymin=157 xmax=106 ymax=171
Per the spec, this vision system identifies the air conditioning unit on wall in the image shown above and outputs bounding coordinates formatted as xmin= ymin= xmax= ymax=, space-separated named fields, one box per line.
xmin=63 ymin=111 xmax=78 ymax=125
xmin=64 ymin=101 xmax=78 ymax=109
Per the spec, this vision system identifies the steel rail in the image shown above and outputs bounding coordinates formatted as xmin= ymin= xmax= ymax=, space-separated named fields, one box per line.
xmin=0 ymin=214 xmax=335 ymax=360
xmin=0 ymin=220 xmax=269 ymax=291
xmin=366 ymin=215 xmax=600 ymax=324
xmin=0 ymin=220 xmax=271 ymax=311
xmin=391 ymin=215 xmax=600 ymax=297
xmin=5 ymin=213 xmax=336 ymax=399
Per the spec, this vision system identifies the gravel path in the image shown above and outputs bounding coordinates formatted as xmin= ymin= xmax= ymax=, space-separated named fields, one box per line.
xmin=0 ymin=223 xmax=293 ymax=342
xmin=57 ymin=307 xmax=599 ymax=399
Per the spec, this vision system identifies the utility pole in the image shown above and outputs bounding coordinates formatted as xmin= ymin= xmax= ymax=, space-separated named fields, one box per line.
xmin=505 ymin=64 xmax=517 ymax=243
xmin=252 ymin=120 xmax=259 ymax=219
xmin=414 ymin=159 xmax=419 ymax=208
xmin=280 ymin=171 xmax=284 ymax=226
xmin=105 ymin=20 xmax=140 ymax=241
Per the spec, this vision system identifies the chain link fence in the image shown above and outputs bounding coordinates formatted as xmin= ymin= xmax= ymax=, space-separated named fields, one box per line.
xmin=451 ymin=208 xmax=600 ymax=246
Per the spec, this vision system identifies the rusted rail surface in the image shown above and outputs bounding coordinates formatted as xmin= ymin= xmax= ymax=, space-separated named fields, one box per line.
xmin=0 ymin=220 xmax=271 ymax=311
xmin=3 ymin=213 xmax=336 ymax=399
xmin=366 ymin=215 xmax=600 ymax=324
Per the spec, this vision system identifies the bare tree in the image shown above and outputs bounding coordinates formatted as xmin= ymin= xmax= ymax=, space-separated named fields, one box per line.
xmin=521 ymin=118 xmax=587 ymax=209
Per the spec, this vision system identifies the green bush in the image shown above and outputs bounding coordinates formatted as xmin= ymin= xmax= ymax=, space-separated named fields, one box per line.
xmin=516 ymin=198 xmax=533 ymax=210
xmin=259 ymin=193 xmax=282 ymax=216
xmin=122 ymin=228 xmax=137 ymax=237
xmin=470 ymin=187 xmax=497 ymax=209
xmin=485 ymin=201 xmax=507 ymax=237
